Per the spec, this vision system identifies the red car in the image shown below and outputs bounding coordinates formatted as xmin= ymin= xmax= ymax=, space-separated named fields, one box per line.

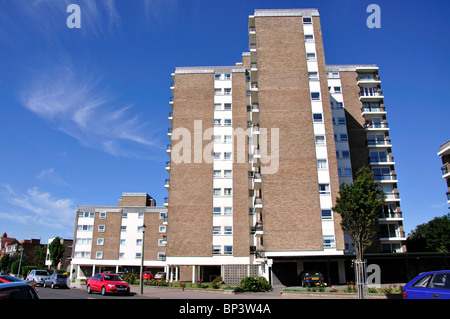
xmin=143 ymin=271 xmax=153 ymax=280
xmin=87 ymin=273 xmax=130 ymax=296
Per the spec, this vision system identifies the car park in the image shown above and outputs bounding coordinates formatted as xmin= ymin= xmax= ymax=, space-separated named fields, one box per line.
xmin=298 ymin=270 xmax=325 ymax=287
xmin=26 ymin=269 xmax=51 ymax=287
xmin=402 ymin=270 xmax=450 ymax=299
xmin=0 ymin=281 xmax=40 ymax=299
xmin=43 ymin=274 xmax=68 ymax=289
xmin=87 ymin=273 xmax=130 ymax=295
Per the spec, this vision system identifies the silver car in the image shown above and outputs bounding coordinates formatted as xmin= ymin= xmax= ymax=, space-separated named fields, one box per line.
xmin=26 ymin=269 xmax=50 ymax=286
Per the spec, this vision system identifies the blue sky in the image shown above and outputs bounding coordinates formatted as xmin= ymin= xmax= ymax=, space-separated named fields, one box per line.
xmin=0 ymin=0 xmax=449 ymax=243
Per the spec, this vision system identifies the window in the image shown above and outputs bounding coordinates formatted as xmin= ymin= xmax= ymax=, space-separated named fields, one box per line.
xmin=224 ymin=103 xmax=232 ymax=110
xmin=340 ymin=134 xmax=348 ymax=141
xmin=303 ymin=17 xmax=312 ymax=24
xmin=99 ymin=212 xmax=106 ymax=219
xmin=323 ymin=235 xmax=336 ymax=248
xmin=96 ymin=251 xmax=103 ymax=259
xmin=224 ymin=246 xmax=233 ymax=255
xmin=321 ymin=210 xmax=333 ymax=220
xmin=138 ymin=212 xmax=144 ymax=219
xmin=313 ymin=113 xmax=323 ymax=122
xmin=311 ymin=92 xmax=320 ymax=100
xmin=224 ymin=188 xmax=232 ymax=196
xmin=213 ymin=207 xmax=221 ymax=215
xmin=304 ymin=34 xmax=314 ymax=42
xmin=213 ymin=245 xmax=221 ymax=255
xmin=335 ymin=102 xmax=343 ymax=108
xmin=213 ymin=152 xmax=221 ymax=160
xmin=317 ymin=159 xmax=328 ymax=170
xmin=136 ymin=253 xmax=142 ymax=259
xmin=224 ymin=207 xmax=233 ymax=215
xmin=159 ymin=225 xmax=166 ymax=233
xmin=120 ymin=239 xmax=126 ymax=245
xmin=98 ymin=225 xmax=105 ymax=232
xmin=121 ymin=212 xmax=127 ymax=219
xmin=97 ymin=238 xmax=104 ymax=245
xmin=120 ymin=226 xmax=127 ymax=232
xmin=224 ymin=119 xmax=232 ymax=126
xmin=319 ymin=184 xmax=330 ymax=195
xmin=214 ymin=119 xmax=221 ymax=126
xmin=136 ymin=239 xmax=142 ymax=246
xmin=213 ymin=188 xmax=221 ymax=196
xmin=224 ymin=226 xmax=233 ymax=235
xmin=315 ymin=135 xmax=325 ymax=145
xmin=224 ymin=170 xmax=232 ymax=178
xmin=334 ymin=86 xmax=341 ymax=93
xmin=308 ymin=72 xmax=318 ymax=80
xmin=343 ymin=168 xmax=352 ymax=176
xmin=214 ymin=135 xmax=221 ymax=143
xmin=160 ymin=212 xmax=167 ymax=220
xmin=213 ymin=226 xmax=221 ymax=235
xmin=306 ymin=52 xmax=316 ymax=61
xmin=214 ymin=103 xmax=222 ymax=110
xmin=224 ymin=88 xmax=231 ymax=95
xmin=157 ymin=253 xmax=165 ymax=261
xmin=338 ymin=117 xmax=346 ymax=125
xmin=224 ymin=135 xmax=232 ymax=143
xmin=224 ymin=152 xmax=232 ymax=160
xmin=342 ymin=151 xmax=350 ymax=159
xmin=213 ymin=170 xmax=221 ymax=178
xmin=214 ymin=88 xmax=221 ymax=95
xmin=137 ymin=225 xmax=145 ymax=232
xmin=215 ymin=74 xmax=221 ymax=80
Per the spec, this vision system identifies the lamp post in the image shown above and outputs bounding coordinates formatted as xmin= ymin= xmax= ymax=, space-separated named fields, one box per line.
xmin=17 ymin=245 xmax=24 ymax=278
xmin=139 ymin=224 xmax=146 ymax=295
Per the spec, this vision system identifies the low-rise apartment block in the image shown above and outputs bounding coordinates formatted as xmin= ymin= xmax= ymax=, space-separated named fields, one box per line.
xmin=438 ymin=140 xmax=450 ymax=204
xmin=70 ymin=193 xmax=168 ymax=279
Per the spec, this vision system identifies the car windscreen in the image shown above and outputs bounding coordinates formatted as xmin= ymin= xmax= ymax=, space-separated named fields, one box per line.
xmin=103 ymin=275 xmax=122 ymax=281
xmin=36 ymin=271 xmax=49 ymax=276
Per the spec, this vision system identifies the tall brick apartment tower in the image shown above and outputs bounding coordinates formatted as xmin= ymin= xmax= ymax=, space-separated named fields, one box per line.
xmin=165 ymin=9 xmax=406 ymax=285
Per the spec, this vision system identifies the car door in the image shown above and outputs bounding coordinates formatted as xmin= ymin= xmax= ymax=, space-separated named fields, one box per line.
xmin=91 ymin=274 xmax=102 ymax=291
xmin=426 ymin=273 xmax=450 ymax=299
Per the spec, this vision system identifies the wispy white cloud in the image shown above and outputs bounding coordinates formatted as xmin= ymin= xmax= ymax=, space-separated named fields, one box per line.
xmin=0 ymin=183 xmax=75 ymax=234
xmin=20 ymin=62 xmax=161 ymax=159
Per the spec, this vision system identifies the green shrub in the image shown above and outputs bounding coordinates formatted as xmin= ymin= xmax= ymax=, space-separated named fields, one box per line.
xmin=123 ymin=273 xmax=138 ymax=284
xmin=240 ymin=276 xmax=271 ymax=292
xmin=211 ymin=276 xmax=223 ymax=289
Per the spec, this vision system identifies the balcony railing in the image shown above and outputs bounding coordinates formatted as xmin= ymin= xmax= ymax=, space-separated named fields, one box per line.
xmin=361 ymin=106 xmax=386 ymax=113
xmin=367 ymin=139 xmax=392 ymax=147
xmin=374 ymin=174 xmax=397 ymax=181
xmin=370 ymin=154 xmax=394 ymax=164
xmin=383 ymin=192 xmax=400 ymax=200
xmin=441 ymin=164 xmax=450 ymax=176
xmin=365 ymin=122 xmax=389 ymax=129
xmin=380 ymin=211 xmax=402 ymax=219
xmin=380 ymin=230 xmax=405 ymax=239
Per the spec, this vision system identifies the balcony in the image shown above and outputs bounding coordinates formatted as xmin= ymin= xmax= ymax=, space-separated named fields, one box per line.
xmin=365 ymin=122 xmax=389 ymax=132
xmin=374 ymin=174 xmax=398 ymax=184
xmin=370 ymin=154 xmax=395 ymax=165
xmin=383 ymin=192 xmax=401 ymax=202
xmin=166 ymin=144 xmax=172 ymax=154
xmin=170 ymin=81 xmax=175 ymax=92
xmin=255 ymin=222 xmax=263 ymax=237
xmin=438 ymin=140 xmax=450 ymax=157
xmin=164 ymin=179 xmax=170 ymax=189
xmin=359 ymin=89 xmax=384 ymax=101
xmin=447 ymin=192 xmax=450 ymax=204
xmin=253 ymin=172 xmax=262 ymax=190
xmin=367 ymin=139 xmax=392 ymax=148
xmin=165 ymin=161 xmax=170 ymax=171
xmin=168 ymin=112 xmax=173 ymax=124
xmin=379 ymin=230 xmax=406 ymax=241
xmin=361 ymin=106 xmax=386 ymax=117
xmin=254 ymin=197 xmax=262 ymax=212
xmin=164 ymin=197 xmax=168 ymax=206
xmin=169 ymin=97 xmax=174 ymax=109
xmin=167 ymin=128 xmax=172 ymax=137
xmin=379 ymin=210 xmax=403 ymax=222
xmin=356 ymin=74 xmax=381 ymax=85
xmin=441 ymin=163 xmax=450 ymax=179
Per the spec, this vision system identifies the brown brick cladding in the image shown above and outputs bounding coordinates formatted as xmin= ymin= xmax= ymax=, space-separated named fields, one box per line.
xmin=92 ymin=211 xmax=121 ymax=260
xmin=167 ymin=73 xmax=214 ymax=257
xmin=232 ymin=70 xmax=251 ymax=257
xmin=255 ymin=15 xmax=323 ymax=251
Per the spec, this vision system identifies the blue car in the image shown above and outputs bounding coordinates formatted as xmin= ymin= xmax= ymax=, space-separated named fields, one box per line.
xmin=402 ymin=270 xmax=450 ymax=299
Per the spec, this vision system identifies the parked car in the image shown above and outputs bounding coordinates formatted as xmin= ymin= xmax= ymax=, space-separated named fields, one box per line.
xmin=154 ymin=272 xmax=166 ymax=279
xmin=298 ymin=270 xmax=325 ymax=287
xmin=87 ymin=273 xmax=130 ymax=295
xmin=0 ymin=282 xmax=40 ymax=299
xmin=0 ymin=275 xmax=24 ymax=283
xmin=143 ymin=271 xmax=153 ymax=280
xmin=26 ymin=269 xmax=50 ymax=287
xmin=402 ymin=270 xmax=450 ymax=299
xmin=43 ymin=274 xmax=68 ymax=289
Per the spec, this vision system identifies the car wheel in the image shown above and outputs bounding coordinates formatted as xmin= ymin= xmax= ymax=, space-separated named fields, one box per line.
xmin=51 ymin=283 xmax=55 ymax=289
xmin=87 ymin=285 xmax=92 ymax=294
xmin=101 ymin=286 xmax=106 ymax=296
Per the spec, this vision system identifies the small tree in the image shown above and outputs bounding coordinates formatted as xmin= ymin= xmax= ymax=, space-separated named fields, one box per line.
xmin=332 ymin=166 xmax=385 ymax=261
xmin=407 ymin=213 xmax=450 ymax=253
xmin=332 ymin=167 xmax=384 ymax=298
xmin=49 ymin=237 xmax=65 ymax=272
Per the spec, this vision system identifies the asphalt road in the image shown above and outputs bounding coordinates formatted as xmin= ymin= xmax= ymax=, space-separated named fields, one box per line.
xmin=37 ymin=285 xmax=143 ymax=299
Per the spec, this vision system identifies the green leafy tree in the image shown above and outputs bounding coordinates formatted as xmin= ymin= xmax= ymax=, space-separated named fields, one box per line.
xmin=407 ymin=213 xmax=450 ymax=253
xmin=0 ymin=254 xmax=11 ymax=273
xmin=332 ymin=166 xmax=385 ymax=261
xmin=48 ymin=237 xmax=65 ymax=272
